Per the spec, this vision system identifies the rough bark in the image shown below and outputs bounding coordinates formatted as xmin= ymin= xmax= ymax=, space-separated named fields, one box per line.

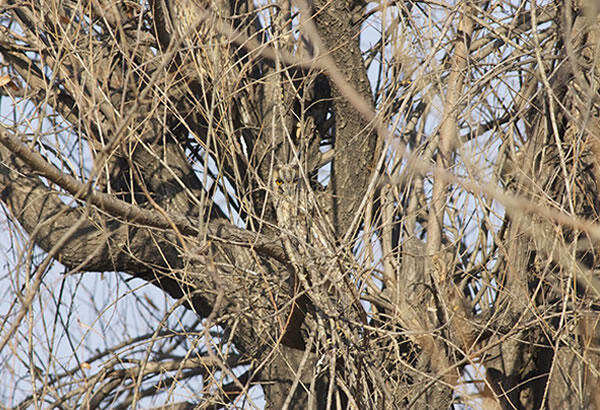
xmin=2 ymin=1 xmax=600 ymax=409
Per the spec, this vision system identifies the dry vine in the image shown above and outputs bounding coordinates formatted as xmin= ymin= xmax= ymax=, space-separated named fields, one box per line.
xmin=0 ymin=1 xmax=599 ymax=409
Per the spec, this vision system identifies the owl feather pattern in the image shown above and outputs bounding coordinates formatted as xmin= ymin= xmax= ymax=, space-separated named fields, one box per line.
xmin=272 ymin=163 xmax=310 ymax=264
xmin=272 ymin=163 xmax=367 ymax=326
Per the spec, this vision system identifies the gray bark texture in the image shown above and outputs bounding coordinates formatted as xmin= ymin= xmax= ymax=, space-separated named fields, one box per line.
xmin=1 ymin=1 xmax=600 ymax=409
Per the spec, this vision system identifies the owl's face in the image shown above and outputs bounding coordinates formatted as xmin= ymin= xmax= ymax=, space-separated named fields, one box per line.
xmin=273 ymin=164 xmax=300 ymax=197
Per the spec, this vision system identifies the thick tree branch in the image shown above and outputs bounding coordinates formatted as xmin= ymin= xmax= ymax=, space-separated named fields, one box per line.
xmin=0 ymin=126 xmax=289 ymax=263
xmin=310 ymin=0 xmax=379 ymax=237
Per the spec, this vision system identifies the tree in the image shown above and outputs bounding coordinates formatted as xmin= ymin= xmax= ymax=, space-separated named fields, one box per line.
xmin=1 ymin=0 xmax=599 ymax=408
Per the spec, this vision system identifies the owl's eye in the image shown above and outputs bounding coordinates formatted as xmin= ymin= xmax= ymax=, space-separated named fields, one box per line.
xmin=275 ymin=178 xmax=283 ymax=186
